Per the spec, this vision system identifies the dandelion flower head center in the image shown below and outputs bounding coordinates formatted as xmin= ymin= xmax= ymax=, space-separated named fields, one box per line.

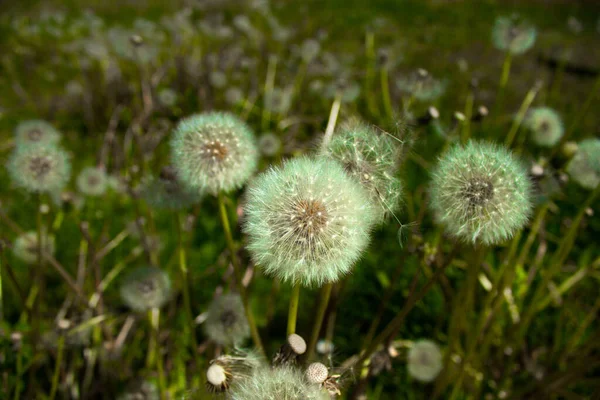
xmin=137 ymin=278 xmax=157 ymax=295
xmin=87 ymin=174 xmax=100 ymax=187
xmin=219 ymin=309 xmax=238 ymax=328
xmin=202 ymin=140 xmax=229 ymax=163
xmin=28 ymin=129 xmax=42 ymax=142
xmin=291 ymin=198 xmax=329 ymax=240
xmin=29 ymin=156 xmax=53 ymax=179
xmin=461 ymin=178 xmax=494 ymax=207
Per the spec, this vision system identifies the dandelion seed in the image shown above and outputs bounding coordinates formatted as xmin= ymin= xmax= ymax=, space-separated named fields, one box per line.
xmin=257 ymin=133 xmax=282 ymax=157
xmin=430 ymin=141 xmax=532 ymax=245
xmin=244 ymin=156 xmax=374 ymax=287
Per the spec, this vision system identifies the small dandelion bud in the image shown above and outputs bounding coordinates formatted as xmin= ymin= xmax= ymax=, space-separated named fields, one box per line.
xmin=316 ymin=339 xmax=334 ymax=355
xmin=257 ymin=133 xmax=282 ymax=157
xmin=273 ymin=333 xmax=307 ymax=366
xmin=120 ymin=266 xmax=171 ymax=312
xmin=323 ymin=120 xmax=402 ymax=224
xmin=139 ymin=165 xmax=202 ymax=210
xmin=472 ymin=105 xmax=489 ymax=122
xmin=407 ymin=339 xmax=443 ymax=383
xmin=492 ymin=15 xmax=536 ymax=55
xmin=417 ymin=106 xmax=439 ymax=126
xmin=203 ymin=293 xmax=250 ymax=347
xmin=430 ymin=141 xmax=533 ymax=245
xmin=7 ymin=143 xmax=71 ymax=193
xmin=170 ymin=112 xmax=258 ymax=195
xmin=76 ymin=166 xmax=108 ymax=197
xmin=306 ymin=362 xmax=329 ymax=384
xmin=566 ymin=138 xmax=600 ymax=190
xmin=13 ymin=230 xmax=55 ymax=264
xmin=244 ymin=156 xmax=374 ymax=287
xmin=524 ymin=107 xmax=564 ymax=147
xmin=14 ymin=120 xmax=61 ymax=147
xmin=157 ymin=88 xmax=178 ymax=108
xmin=229 ymin=366 xmax=329 ymax=400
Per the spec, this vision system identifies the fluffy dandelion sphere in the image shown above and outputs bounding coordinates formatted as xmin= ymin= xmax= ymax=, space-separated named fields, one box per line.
xmin=203 ymin=293 xmax=250 ymax=347
xmin=7 ymin=143 xmax=71 ymax=193
xmin=407 ymin=340 xmax=443 ymax=383
xmin=228 ymin=366 xmax=329 ymax=400
xmin=14 ymin=120 xmax=61 ymax=147
xmin=323 ymin=120 xmax=402 ymax=224
xmin=524 ymin=107 xmax=564 ymax=147
xmin=258 ymin=133 xmax=282 ymax=157
xmin=170 ymin=112 xmax=258 ymax=195
xmin=120 ymin=266 xmax=172 ymax=312
xmin=430 ymin=141 xmax=532 ymax=245
xmin=76 ymin=166 xmax=108 ymax=197
xmin=13 ymin=230 xmax=56 ymax=264
xmin=243 ymin=156 xmax=374 ymax=287
xmin=396 ymin=69 xmax=446 ymax=102
xmin=492 ymin=15 xmax=537 ymax=54
xmin=566 ymin=138 xmax=600 ymax=190
xmin=139 ymin=165 xmax=202 ymax=210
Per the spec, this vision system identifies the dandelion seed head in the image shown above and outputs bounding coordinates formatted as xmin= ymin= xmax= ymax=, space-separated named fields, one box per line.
xmin=76 ymin=166 xmax=108 ymax=197
xmin=204 ymin=293 xmax=250 ymax=347
xmin=566 ymin=138 xmax=600 ymax=190
xmin=14 ymin=120 xmax=61 ymax=147
xmin=13 ymin=230 xmax=55 ymax=264
xmin=492 ymin=15 xmax=537 ymax=55
xmin=244 ymin=156 xmax=374 ymax=287
xmin=120 ymin=266 xmax=171 ymax=312
xmin=323 ymin=120 xmax=403 ymax=224
xmin=7 ymin=143 xmax=71 ymax=193
xmin=407 ymin=340 xmax=443 ymax=383
xmin=524 ymin=107 xmax=564 ymax=147
xmin=170 ymin=112 xmax=258 ymax=195
xmin=228 ymin=366 xmax=329 ymax=400
xmin=430 ymin=141 xmax=532 ymax=245
xmin=139 ymin=165 xmax=202 ymax=210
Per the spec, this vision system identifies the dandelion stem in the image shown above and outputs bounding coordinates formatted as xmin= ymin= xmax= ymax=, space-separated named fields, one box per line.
xmin=381 ymin=67 xmax=394 ymax=119
xmin=176 ymin=212 xmax=198 ymax=354
xmin=505 ymin=82 xmax=540 ymax=148
xmin=365 ymin=31 xmax=379 ymax=118
xmin=149 ymin=308 xmax=166 ymax=399
xmin=262 ymin=55 xmax=278 ymax=131
xmin=217 ymin=192 xmax=265 ymax=356
xmin=48 ymin=334 xmax=65 ymax=400
xmin=306 ymin=282 xmax=333 ymax=362
xmin=493 ymin=51 xmax=512 ymax=121
xmin=287 ymin=282 xmax=301 ymax=336
xmin=321 ymin=94 xmax=342 ymax=151
xmin=461 ymin=92 xmax=474 ymax=144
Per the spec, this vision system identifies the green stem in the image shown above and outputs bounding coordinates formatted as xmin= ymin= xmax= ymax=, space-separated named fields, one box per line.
xmin=461 ymin=92 xmax=474 ymax=144
xmin=176 ymin=212 xmax=197 ymax=353
xmin=149 ymin=308 xmax=166 ymax=399
xmin=305 ymin=282 xmax=333 ymax=362
xmin=494 ymin=51 xmax=512 ymax=121
xmin=381 ymin=67 xmax=394 ymax=119
xmin=365 ymin=31 xmax=379 ymax=118
xmin=217 ymin=193 xmax=265 ymax=356
xmin=13 ymin=345 xmax=23 ymax=400
xmin=504 ymin=83 xmax=540 ymax=148
xmin=49 ymin=334 xmax=65 ymax=400
xmin=287 ymin=283 xmax=301 ymax=336
xmin=262 ymin=55 xmax=277 ymax=131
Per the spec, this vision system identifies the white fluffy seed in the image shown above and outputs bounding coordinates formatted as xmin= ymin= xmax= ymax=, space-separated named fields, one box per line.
xmin=207 ymin=364 xmax=227 ymax=386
